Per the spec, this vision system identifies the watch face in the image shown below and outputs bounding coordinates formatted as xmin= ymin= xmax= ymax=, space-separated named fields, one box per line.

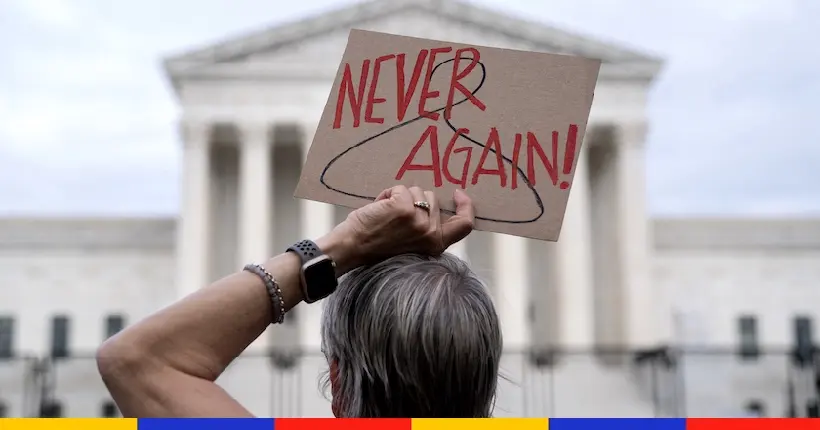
xmin=303 ymin=256 xmax=338 ymax=301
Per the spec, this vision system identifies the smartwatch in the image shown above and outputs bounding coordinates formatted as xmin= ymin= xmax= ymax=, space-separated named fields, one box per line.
xmin=286 ymin=239 xmax=338 ymax=303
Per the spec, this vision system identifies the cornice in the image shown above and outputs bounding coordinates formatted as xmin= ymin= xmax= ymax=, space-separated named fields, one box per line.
xmin=0 ymin=218 xmax=176 ymax=251
xmin=653 ymin=218 xmax=820 ymax=251
xmin=163 ymin=0 xmax=663 ymax=92
xmin=2 ymin=217 xmax=819 ymax=252
xmin=167 ymin=61 xmax=661 ymax=84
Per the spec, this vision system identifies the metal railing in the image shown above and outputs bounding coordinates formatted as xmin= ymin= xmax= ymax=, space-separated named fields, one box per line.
xmin=0 ymin=347 xmax=816 ymax=418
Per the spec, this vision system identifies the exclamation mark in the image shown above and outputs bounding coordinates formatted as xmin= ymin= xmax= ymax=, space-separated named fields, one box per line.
xmin=559 ymin=124 xmax=579 ymax=190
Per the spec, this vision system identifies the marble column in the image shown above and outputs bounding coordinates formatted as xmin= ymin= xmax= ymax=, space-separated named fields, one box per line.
xmin=493 ymin=234 xmax=530 ymax=350
xmin=176 ymin=120 xmax=212 ymax=299
xmin=615 ymin=122 xmax=669 ymax=347
xmin=237 ymin=122 xmax=272 ymax=353
xmin=554 ymin=147 xmax=595 ymax=349
xmin=491 ymin=233 xmax=530 ymax=417
xmin=298 ymin=121 xmax=334 ymax=351
xmin=588 ymin=128 xmax=624 ymax=350
xmin=237 ymin=122 xmax=272 ymax=266
xmin=298 ymin=121 xmax=337 ymax=417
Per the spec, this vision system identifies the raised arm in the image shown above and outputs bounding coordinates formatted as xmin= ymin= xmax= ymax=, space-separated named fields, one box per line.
xmin=96 ymin=186 xmax=474 ymax=418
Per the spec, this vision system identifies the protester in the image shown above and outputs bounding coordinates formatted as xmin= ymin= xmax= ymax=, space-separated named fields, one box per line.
xmin=97 ymin=185 xmax=503 ymax=418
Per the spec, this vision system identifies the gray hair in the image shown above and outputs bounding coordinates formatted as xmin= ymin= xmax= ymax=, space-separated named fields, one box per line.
xmin=320 ymin=252 xmax=503 ymax=418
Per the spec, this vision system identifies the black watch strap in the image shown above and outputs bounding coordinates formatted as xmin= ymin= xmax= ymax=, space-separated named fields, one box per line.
xmin=287 ymin=239 xmax=322 ymax=262
xmin=286 ymin=239 xmax=337 ymax=303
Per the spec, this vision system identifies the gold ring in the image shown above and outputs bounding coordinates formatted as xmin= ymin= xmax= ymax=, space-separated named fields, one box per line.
xmin=413 ymin=201 xmax=431 ymax=212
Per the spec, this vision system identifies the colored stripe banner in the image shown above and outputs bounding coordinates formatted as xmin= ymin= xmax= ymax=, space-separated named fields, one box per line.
xmin=0 ymin=418 xmax=817 ymax=430
xmin=0 ymin=418 xmax=137 ymax=430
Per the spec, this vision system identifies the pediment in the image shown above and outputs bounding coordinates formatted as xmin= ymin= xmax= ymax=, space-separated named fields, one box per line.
xmin=164 ymin=0 xmax=662 ymax=86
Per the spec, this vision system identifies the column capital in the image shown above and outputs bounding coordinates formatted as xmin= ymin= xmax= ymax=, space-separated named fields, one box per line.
xmin=585 ymin=121 xmax=648 ymax=149
xmin=301 ymin=118 xmax=320 ymax=129
xmin=300 ymin=120 xmax=320 ymax=162
xmin=179 ymin=119 xmax=213 ymax=148
xmin=238 ymin=121 xmax=271 ymax=145
xmin=300 ymin=119 xmax=319 ymax=138
xmin=615 ymin=121 xmax=649 ymax=149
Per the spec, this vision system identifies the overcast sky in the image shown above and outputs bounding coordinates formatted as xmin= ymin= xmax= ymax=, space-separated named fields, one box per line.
xmin=1 ymin=0 xmax=817 ymax=217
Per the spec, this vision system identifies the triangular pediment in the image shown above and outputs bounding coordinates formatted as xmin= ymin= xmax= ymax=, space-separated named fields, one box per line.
xmin=164 ymin=0 xmax=662 ymax=87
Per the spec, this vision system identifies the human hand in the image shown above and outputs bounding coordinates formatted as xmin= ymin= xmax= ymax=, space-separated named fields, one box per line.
xmin=316 ymin=186 xmax=475 ymax=275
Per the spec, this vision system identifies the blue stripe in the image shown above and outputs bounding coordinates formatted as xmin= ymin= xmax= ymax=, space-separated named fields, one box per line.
xmin=549 ymin=418 xmax=688 ymax=430
xmin=138 ymin=418 xmax=274 ymax=430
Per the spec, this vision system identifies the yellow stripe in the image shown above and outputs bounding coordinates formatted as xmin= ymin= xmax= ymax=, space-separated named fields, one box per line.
xmin=412 ymin=418 xmax=549 ymax=430
xmin=0 ymin=418 xmax=137 ymax=430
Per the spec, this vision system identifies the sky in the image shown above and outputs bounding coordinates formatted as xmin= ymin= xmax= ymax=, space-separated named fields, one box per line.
xmin=0 ymin=0 xmax=818 ymax=217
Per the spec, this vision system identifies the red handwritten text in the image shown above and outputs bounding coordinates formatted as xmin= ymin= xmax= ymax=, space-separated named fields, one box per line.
xmin=395 ymin=125 xmax=579 ymax=190
xmin=330 ymin=45 xmax=577 ymax=192
xmin=333 ymin=47 xmax=486 ymax=129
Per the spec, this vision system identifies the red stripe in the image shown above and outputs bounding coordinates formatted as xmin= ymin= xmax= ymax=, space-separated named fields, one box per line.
xmin=687 ymin=418 xmax=820 ymax=430
xmin=275 ymin=418 xmax=412 ymax=430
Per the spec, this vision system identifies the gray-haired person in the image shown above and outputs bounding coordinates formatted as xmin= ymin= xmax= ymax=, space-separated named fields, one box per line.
xmin=97 ymin=185 xmax=503 ymax=418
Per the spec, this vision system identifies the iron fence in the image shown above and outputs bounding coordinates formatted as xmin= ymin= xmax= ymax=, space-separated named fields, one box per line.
xmin=0 ymin=348 xmax=817 ymax=418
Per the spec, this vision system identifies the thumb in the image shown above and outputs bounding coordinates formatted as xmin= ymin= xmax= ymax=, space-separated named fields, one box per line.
xmin=441 ymin=189 xmax=475 ymax=245
xmin=374 ymin=186 xmax=396 ymax=202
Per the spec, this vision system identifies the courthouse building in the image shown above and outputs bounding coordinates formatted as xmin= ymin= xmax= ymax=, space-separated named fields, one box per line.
xmin=0 ymin=0 xmax=818 ymax=419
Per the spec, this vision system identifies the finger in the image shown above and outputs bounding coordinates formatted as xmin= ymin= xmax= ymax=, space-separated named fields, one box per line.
xmin=375 ymin=185 xmax=405 ymax=202
xmin=441 ymin=189 xmax=475 ymax=245
xmin=408 ymin=186 xmax=428 ymax=216
xmin=374 ymin=187 xmax=393 ymax=202
xmin=424 ymin=190 xmax=440 ymax=230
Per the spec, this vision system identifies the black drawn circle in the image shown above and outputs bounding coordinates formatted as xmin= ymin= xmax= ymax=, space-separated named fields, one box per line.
xmin=319 ymin=54 xmax=545 ymax=224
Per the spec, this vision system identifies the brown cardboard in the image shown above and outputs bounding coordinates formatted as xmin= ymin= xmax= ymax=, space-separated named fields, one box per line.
xmin=295 ymin=29 xmax=601 ymax=241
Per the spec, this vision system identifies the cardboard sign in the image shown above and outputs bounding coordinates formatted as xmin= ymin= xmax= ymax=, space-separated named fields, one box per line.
xmin=295 ymin=29 xmax=601 ymax=241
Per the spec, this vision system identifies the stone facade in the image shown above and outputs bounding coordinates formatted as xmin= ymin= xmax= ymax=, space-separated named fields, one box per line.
xmin=0 ymin=0 xmax=817 ymax=419
xmin=1 ymin=219 xmax=818 ymax=417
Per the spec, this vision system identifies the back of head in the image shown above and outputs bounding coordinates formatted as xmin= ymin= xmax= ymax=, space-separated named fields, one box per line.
xmin=321 ymin=253 xmax=502 ymax=418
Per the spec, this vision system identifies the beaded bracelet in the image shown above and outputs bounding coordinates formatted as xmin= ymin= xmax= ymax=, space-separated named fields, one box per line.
xmin=243 ymin=263 xmax=286 ymax=324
